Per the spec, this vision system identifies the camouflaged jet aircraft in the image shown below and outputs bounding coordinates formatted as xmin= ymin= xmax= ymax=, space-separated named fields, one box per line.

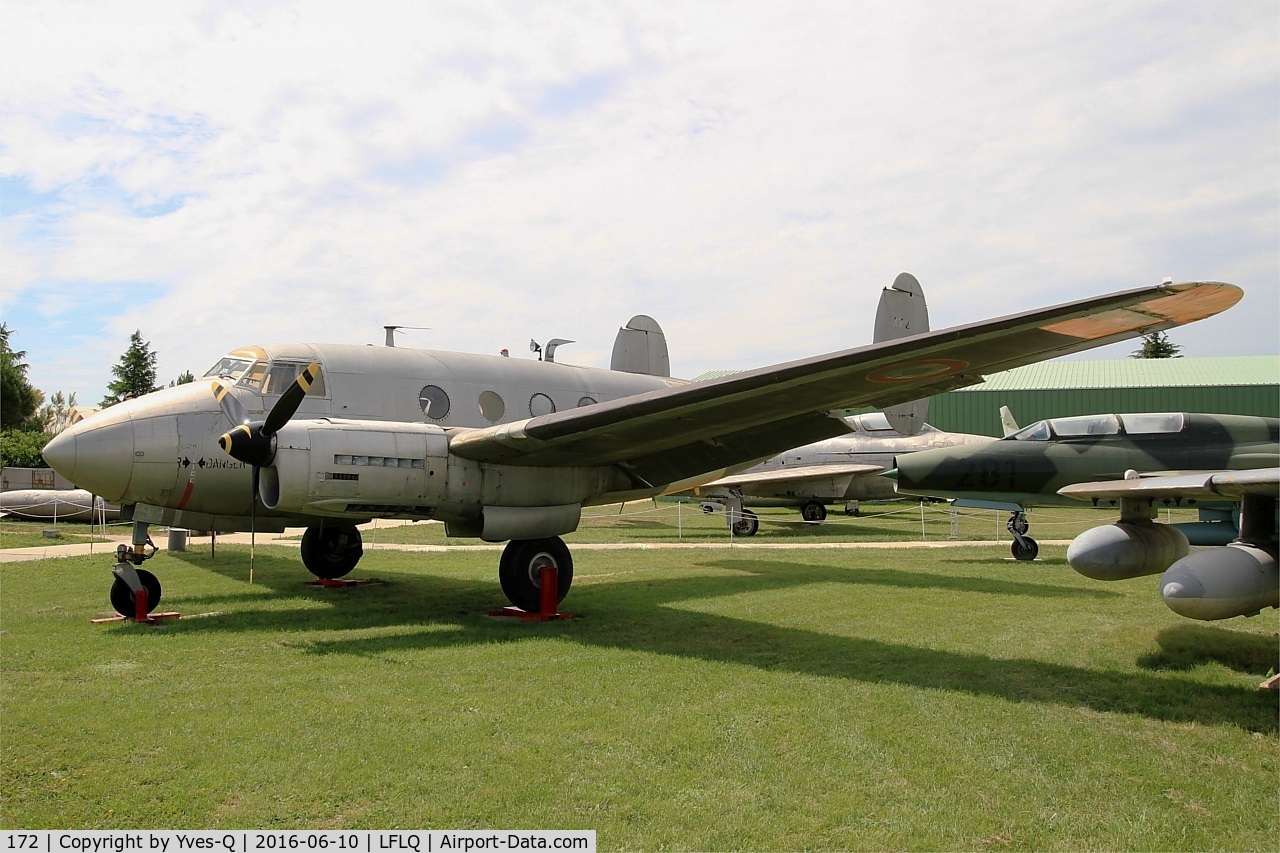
xmin=41 ymin=278 xmax=1241 ymax=618
xmin=891 ymin=412 xmax=1278 ymax=620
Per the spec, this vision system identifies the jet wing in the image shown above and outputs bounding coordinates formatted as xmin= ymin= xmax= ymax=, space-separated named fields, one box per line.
xmin=690 ymin=463 xmax=885 ymax=492
xmin=449 ymin=281 xmax=1241 ymax=487
xmin=1059 ymin=468 xmax=1280 ymax=503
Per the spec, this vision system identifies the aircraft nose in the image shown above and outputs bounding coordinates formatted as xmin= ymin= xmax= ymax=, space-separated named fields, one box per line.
xmin=42 ymin=413 xmax=136 ymax=502
xmin=41 ymin=429 xmax=77 ymax=479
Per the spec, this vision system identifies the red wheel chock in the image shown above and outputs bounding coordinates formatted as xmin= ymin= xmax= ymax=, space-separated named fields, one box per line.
xmin=306 ymin=577 xmax=380 ymax=588
xmin=489 ymin=566 xmax=575 ymax=622
xmin=90 ymin=587 xmax=181 ymax=624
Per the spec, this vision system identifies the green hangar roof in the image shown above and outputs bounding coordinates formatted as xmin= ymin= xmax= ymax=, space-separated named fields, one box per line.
xmin=962 ymin=355 xmax=1279 ymax=391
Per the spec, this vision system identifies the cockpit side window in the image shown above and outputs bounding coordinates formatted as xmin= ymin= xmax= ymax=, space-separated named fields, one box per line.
xmin=1050 ymin=414 xmax=1120 ymax=437
xmin=1119 ymin=412 xmax=1184 ymax=434
xmin=236 ymin=361 xmax=268 ymax=391
xmin=1008 ymin=421 xmax=1051 ymax=441
xmin=245 ymin=361 xmax=322 ymax=394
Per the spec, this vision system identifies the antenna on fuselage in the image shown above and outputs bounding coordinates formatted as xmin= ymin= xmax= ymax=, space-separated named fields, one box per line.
xmin=383 ymin=326 xmax=430 ymax=347
xmin=530 ymin=338 xmax=575 ymax=363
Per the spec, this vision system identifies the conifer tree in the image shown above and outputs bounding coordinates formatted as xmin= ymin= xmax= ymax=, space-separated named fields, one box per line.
xmin=1 ymin=322 xmax=41 ymax=429
xmin=101 ymin=330 xmax=160 ymax=407
xmin=1129 ymin=331 xmax=1183 ymax=358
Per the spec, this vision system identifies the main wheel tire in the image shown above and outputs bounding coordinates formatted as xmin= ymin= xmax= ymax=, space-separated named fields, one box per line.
xmin=731 ymin=508 xmax=759 ymax=537
xmin=1011 ymin=537 xmax=1039 ymax=561
xmin=499 ymin=537 xmax=574 ymax=612
xmin=110 ymin=568 xmax=162 ymax=617
xmin=300 ymin=524 xmax=364 ymax=579
xmin=801 ymin=501 xmax=827 ymax=524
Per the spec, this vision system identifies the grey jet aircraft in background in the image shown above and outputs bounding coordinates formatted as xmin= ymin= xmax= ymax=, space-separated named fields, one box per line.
xmin=891 ymin=412 xmax=1278 ymax=620
xmin=41 ymin=278 xmax=1241 ymax=618
xmin=685 ymin=412 xmax=993 ymax=534
xmin=680 ymin=272 xmax=993 ymax=534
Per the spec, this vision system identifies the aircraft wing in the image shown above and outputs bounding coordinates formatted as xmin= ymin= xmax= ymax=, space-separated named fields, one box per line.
xmin=449 ymin=281 xmax=1241 ymax=487
xmin=1058 ymin=468 xmax=1280 ymax=503
xmin=689 ymin=463 xmax=885 ymax=492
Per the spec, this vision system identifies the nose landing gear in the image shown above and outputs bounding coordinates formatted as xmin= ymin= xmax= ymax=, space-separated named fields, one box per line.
xmin=1007 ymin=511 xmax=1039 ymax=561
xmin=96 ymin=521 xmax=179 ymax=623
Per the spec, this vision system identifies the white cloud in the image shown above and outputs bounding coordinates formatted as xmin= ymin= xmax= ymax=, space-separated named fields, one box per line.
xmin=1 ymin=0 xmax=1275 ymax=404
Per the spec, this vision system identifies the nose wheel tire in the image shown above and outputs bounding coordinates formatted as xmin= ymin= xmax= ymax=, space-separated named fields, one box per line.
xmin=1011 ymin=537 xmax=1039 ymax=561
xmin=499 ymin=537 xmax=574 ymax=612
xmin=300 ymin=524 xmax=364 ymax=579
xmin=110 ymin=568 xmax=162 ymax=616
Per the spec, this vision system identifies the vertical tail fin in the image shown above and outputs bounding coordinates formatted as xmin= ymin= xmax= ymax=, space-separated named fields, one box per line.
xmin=611 ymin=315 xmax=671 ymax=377
xmin=873 ymin=272 xmax=930 ymax=435
xmin=999 ymin=405 xmax=1020 ymax=437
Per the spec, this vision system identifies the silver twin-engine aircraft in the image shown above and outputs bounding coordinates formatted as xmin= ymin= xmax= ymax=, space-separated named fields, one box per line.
xmin=42 ymin=278 xmax=1242 ymax=617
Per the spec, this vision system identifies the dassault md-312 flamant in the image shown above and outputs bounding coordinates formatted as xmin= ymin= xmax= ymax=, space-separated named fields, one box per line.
xmin=42 ymin=278 xmax=1242 ymax=618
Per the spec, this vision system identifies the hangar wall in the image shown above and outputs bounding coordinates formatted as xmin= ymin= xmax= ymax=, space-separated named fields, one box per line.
xmin=926 ymin=355 xmax=1279 ymax=437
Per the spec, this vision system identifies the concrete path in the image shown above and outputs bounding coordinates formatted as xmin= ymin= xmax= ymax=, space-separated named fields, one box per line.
xmin=0 ymin=528 xmax=1069 ymax=563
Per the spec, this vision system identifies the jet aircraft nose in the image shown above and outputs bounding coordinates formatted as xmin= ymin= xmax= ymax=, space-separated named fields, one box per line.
xmin=42 ymin=408 xmax=137 ymax=502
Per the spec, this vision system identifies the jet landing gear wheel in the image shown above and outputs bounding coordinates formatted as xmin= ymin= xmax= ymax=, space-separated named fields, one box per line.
xmin=730 ymin=508 xmax=759 ymax=537
xmin=1006 ymin=510 xmax=1037 ymax=560
xmin=801 ymin=501 xmax=827 ymax=524
xmin=499 ymin=537 xmax=574 ymax=612
xmin=301 ymin=524 xmax=364 ymax=579
xmin=1011 ymin=537 xmax=1039 ymax=561
xmin=110 ymin=569 xmax=161 ymax=616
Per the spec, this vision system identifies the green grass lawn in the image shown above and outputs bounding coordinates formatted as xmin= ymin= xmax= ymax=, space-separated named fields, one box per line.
xmin=2 ymin=541 xmax=1276 ymax=849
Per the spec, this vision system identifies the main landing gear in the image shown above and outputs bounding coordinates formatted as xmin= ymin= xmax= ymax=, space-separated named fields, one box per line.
xmin=300 ymin=523 xmax=364 ymax=579
xmin=1007 ymin=510 xmax=1039 ymax=561
xmin=801 ymin=501 xmax=828 ymax=524
xmin=493 ymin=536 xmax=574 ymax=620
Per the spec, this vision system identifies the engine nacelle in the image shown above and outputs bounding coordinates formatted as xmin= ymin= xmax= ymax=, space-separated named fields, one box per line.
xmin=1067 ymin=521 xmax=1190 ymax=581
xmin=262 ymin=420 xmax=451 ymax=517
xmin=1160 ymin=543 xmax=1279 ymax=621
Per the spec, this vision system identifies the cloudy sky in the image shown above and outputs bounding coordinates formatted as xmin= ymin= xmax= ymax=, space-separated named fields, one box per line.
xmin=2 ymin=0 xmax=1276 ymax=407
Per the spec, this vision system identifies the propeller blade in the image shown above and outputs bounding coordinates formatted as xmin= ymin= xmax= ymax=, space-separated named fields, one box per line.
xmin=264 ymin=362 xmax=320 ymax=436
xmin=249 ymin=465 xmax=259 ymax=585
xmin=212 ymin=381 xmax=253 ymax=426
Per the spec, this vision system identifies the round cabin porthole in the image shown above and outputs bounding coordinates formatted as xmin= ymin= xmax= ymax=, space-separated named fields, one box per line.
xmin=478 ymin=390 xmax=505 ymax=422
xmin=578 ymin=396 xmax=598 ymax=407
xmin=530 ymin=393 xmax=556 ymax=417
xmin=419 ymin=385 xmax=450 ymax=419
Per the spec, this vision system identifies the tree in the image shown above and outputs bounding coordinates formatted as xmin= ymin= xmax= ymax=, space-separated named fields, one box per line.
xmin=169 ymin=370 xmax=195 ymax=387
xmin=38 ymin=390 xmax=79 ymax=434
xmin=0 ymin=429 xmax=50 ymax=468
xmin=1 ymin=322 xmax=41 ymax=430
xmin=1130 ymin=331 xmax=1183 ymax=359
xmin=101 ymin=330 xmax=160 ymax=407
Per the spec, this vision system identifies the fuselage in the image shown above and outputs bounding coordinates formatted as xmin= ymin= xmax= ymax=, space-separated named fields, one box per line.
xmin=42 ymin=343 xmax=686 ymax=531
xmin=893 ymin=413 xmax=1280 ymax=507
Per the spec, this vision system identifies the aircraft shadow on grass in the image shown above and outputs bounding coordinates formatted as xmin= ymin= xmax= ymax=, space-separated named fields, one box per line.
xmin=1138 ymin=624 xmax=1279 ymax=676
xmin=158 ymin=549 xmax=1276 ymax=734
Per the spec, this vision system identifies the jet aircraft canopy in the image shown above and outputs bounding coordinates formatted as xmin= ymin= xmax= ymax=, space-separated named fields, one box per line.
xmin=1007 ymin=412 xmax=1185 ymax=442
xmin=202 ymin=347 xmax=327 ymax=396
